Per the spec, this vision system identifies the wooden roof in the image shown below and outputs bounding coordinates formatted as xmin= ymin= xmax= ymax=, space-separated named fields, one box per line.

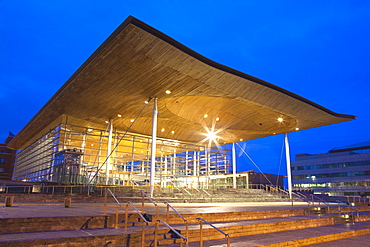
xmin=8 ymin=16 xmax=355 ymax=150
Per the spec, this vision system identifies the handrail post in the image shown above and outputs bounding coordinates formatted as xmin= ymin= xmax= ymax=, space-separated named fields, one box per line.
xmin=52 ymin=186 xmax=55 ymax=195
xmin=186 ymin=221 xmax=189 ymax=241
xmin=141 ymin=224 xmax=146 ymax=247
xmin=124 ymin=204 xmax=128 ymax=231
xmin=154 ymin=221 xmax=159 ymax=247
xmin=199 ymin=221 xmax=203 ymax=247
xmin=103 ymin=187 xmax=107 ymax=214
xmin=166 ymin=203 xmax=170 ymax=222
xmin=155 ymin=205 xmax=159 ymax=220
xmin=227 ymin=235 xmax=230 ymax=247
xmin=115 ymin=207 xmax=119 ymax=228
xmin=141 ymin=190 xmax=145 ymax=214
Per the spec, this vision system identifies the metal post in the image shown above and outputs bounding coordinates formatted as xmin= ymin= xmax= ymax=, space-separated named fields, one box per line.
xmin=284 ymin=133 xmax=292 ymax=199
xmin=142 ymin=224 xmax=146 ymax=247
xmin=166 ymin=204 xmax=169 ymax=222
xmin=115 ymin=207 xmax=119 ymax=228
xmin=124 ymin=204 xmax=128 ymax=231
xmin=103 ymin=187 xmax=107 ymax=214
xmin=199 ymin=221 xmax=203 ymax=247
xmin=232 ymin=143 xmax=237 ymax=189
xmin=150 ymin=98 xmax=158 ymax=198
xmin=141 ymin=190 xmax=145 ymax=214
xmin=106 ymin=119 xmax=113 ymax=185
xmin=153 ymin=221 xmax=159 ymax=247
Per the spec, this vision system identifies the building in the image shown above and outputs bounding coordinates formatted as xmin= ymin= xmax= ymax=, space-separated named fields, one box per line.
xmin=7 ymin=16 xmax=354 ymax=193
xmin=292 ymin=141 xmax=370 ymax=196
xmin=0 ymin=132 xmax=16 ymax=180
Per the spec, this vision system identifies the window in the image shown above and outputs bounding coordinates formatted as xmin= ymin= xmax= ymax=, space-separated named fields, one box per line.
xmin=0 ymin=158 xmax=6 ymax=164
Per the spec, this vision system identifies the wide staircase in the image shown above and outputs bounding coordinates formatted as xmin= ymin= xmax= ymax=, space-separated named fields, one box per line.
xmin=1 ymin=189 xmax=370 ymax=246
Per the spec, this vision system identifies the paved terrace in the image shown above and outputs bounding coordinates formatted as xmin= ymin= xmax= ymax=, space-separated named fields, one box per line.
xmin=1 ymin=202 xmax=369 ymax=246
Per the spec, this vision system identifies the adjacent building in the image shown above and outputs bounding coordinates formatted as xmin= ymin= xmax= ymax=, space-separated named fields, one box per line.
xmin=292 ymin=141 xmax=370 ymax=196
xmin=0 ymin=132 xmax=16 ymax=180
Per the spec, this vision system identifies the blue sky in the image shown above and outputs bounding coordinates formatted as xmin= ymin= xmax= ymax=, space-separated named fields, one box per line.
xmin=1 ymin=1 xmax=369 ymax=176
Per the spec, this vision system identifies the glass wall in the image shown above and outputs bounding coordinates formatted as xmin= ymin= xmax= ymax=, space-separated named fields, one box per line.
xmin=13 ymin=123 xmax=231 ymax=187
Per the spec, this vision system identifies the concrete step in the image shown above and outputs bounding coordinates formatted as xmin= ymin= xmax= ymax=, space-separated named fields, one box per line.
xmin=159 ymin=221 xmax=370 ymax=247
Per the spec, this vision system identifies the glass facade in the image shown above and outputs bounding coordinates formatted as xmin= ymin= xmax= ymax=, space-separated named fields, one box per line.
xmin=292 ymin=144 xmax=370 ymax=196
xmin=13 ymin=123 xmax=231 ymax=188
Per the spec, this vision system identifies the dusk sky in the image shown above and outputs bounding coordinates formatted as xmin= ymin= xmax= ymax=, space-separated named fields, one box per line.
xmin=1 ymin=1 xmax=369 ymax=176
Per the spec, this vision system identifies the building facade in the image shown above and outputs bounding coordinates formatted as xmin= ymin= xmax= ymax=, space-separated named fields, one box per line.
xmin=0 ymin=133 xmax=16 ymax=180
xmin=292 ymin=141 xmax=370 ymax=196
xmin=8 ymin=16 xmax=354 ymax=191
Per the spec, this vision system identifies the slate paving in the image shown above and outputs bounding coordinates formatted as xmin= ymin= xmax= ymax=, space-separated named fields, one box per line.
xmin=1 ymin=201 xmax=369 ymax=246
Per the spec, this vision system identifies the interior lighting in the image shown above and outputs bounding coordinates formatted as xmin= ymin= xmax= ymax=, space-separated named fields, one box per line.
xmin=171 ymin=130 xmax=175 ymax=134
xmin=277 ymin=117 xmax=284 ymax=122
xmin=165 ymin=90 xmax=171 ymax=94
xmin=117 ymin=114 xmax=122 ymax=117
xmin=144 ymin=101 xmax=149 ymax=104
xmin=130 ymin=119 xmax=135 ymax=122
xmin=87 ymin=128 xmax=93 ymax=132
xmin=240 ymin=139 xmax=243 ymax=141
xmin=161 ymin=128 xmax=165 ymax=132
xmin=216 ymin=117 xmax=220 ymax=121
xmin=204 ymin=114 xmax=208 ymax=118
xmin=105 ymin=120 xmax=109 ymax=123
xmin=295 ymin=127 xmax=300 ymax=131
xmin=205 ymin=130 xmax=218 ymax=142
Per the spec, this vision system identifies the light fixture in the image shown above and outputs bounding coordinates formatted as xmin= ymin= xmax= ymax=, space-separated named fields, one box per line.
xmin=240 ymin=139 xmax=243 ymax=141
xmin=204 ymin=114 xmax=208 ymax=118
xmin=205 ymin=130 xmax=218 ymax=142
xmin=144 ymin=101 xmax=149 ymax=104
xmin=105 ymin=120 xmax=109 ymax=123
xmin=130 ymin=119 xmax=135 ymax=122
xmin=171 ymin=130 xmax=175 ymax=134
xmin=161 ymin=128 xmax=165 ymax=132
xmin=295 ymin=127 xmax=299 ymax=131
xmin=165 ymin=90 xmax=171 ymax=94
xmin=277 ymin=117 xmax=284 ymax=122
xmin=216 ymin=117 xmax=220 ymax=121
xmin=117 ymin=114 xmax=122 ymax=117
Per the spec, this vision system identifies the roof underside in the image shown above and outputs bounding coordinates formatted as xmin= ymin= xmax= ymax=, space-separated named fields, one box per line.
xmin=8 ymin=16 xmax=355 ymax=150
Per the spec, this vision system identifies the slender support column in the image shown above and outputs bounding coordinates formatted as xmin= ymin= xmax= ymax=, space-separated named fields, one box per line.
xmin=106 ymin=119 xmax=113 ymax=185
xmin=150 ymin=98 xmax=158 ymax=197
xmin=232 ymin=143 xmax=237 ymax=189
xmin=284 ymin=133 xmax=292 ymax=199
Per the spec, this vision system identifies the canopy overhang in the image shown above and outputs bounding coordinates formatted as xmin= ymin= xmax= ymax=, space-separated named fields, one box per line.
xmin=8 ymin=16 xmax=355 ymax=150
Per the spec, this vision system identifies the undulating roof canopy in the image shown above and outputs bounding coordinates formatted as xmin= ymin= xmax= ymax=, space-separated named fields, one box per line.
xmin=8 ymin=16 xmax=355 ymax=150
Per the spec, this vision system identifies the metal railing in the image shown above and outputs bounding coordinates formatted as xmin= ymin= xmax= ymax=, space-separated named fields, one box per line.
xmin=336 ymin=200 xmax=370 ymax=218
xmin=154 ymin=219 xmax=188 ymax=247
xmin=164 ymin=201 xmax=189 ymax=240
xmin=140 ymin=190 xmax=159 ymax=218
xmin=125 ymin=201 xmax=150 ymax=247
xmin=196 ymin=217 xmax=230 ymax=247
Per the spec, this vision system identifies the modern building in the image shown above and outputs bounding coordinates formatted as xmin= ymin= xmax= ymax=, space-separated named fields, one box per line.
xmin=0 ymin=132 xmax=16 ymax=180
xmin=7 ymin=16 xmax=354 ymax=194
xmin=292 ymin=141 xmax=370 ymax=196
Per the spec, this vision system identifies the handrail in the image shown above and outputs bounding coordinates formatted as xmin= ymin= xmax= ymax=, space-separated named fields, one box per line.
xmin=164 ymin=202 xmax=187 ymax=222
xmin=140 ymin=190 xmax=158 ymax=217
xmin=122 ymin=201 xmax=150 ymax=247
xmin=196 ymin=217 xmax=230 ymax=247
xmin=126 ymin=201 xmax=149 ymax=224
xmin=107 ymin=188 xmax=122 ymax=206
xmin=154 ymin=219 xmax=188 ymax=247
xmin=336 ymin=200 xmax=370 ymax=217
xmin=164 ymin=201 xmax=189 ymax=240
xmin=310 ymin=194 xmax=342 ymax=214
